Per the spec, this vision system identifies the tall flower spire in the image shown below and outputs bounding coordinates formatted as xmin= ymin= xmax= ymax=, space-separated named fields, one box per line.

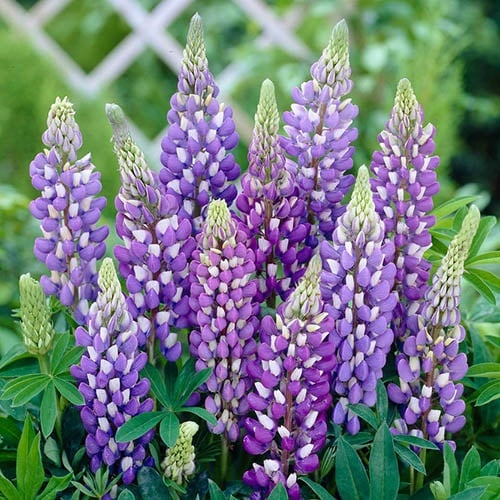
xmin=29 ymin=97 xmax=109 ymax=324
xmin=370 ymin=79 xmax=440 ymax=338
xmin=281 ymin=20 xmax=358 ymax=242
xmin=189 ymin=200 xmax=259 ymax=441
xmin=160 ymin=13 xmax=240 ymax=233
xmin=243 ymin=256 xmax=335 ymax=499
xmin=71 ymin=258 xmax=154 ymax=484
xmin=236 ymin=79 xmax=310 ymax=305
xmin=107 ymin=104 xmax=194 ymax=361
xmin=388 ymin=206 xmax=480 ymax=449
xmin=320 ymin=166 xmax=397 ymax=434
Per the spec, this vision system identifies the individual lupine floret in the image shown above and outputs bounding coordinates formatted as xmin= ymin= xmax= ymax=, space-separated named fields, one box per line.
xmin=160 ymin=13 xmax=240 ymax=232
xmin=18 ymin=274 xmax=55 ymax=355
xmin=189 ymin=200 xmax=259 ymax=441
xmin=370 ymin=79 xmax=440 ymax=338
xmin=281 ymin=20 xmax=358 ymax=241
xmin=107 ymin=104 xmax=194 ymax=361
xmin=243 ymin=256 xmax=335 ymax=499
xmin=388 ymin=206 xmax=480 ymax=449
xmin=161 ymin=421 xmax=199 ymax=484
xmin=29 ymin=97 xmax=109 ymax=324
xmin=320 ymin=165 xmax=397 ymax=434
xmin=71 ymin=258 xmax=154 ymax=484
xmin=236 ymin=79 xmax=310 ymax=305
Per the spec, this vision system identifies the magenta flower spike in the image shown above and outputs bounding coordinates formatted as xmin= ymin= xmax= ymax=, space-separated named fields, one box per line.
xmin=370 ymin=79 xmax=440 ymax=338
xmin=236 ymin=79 xmax=311 ymax=305
xmin=320 ymin=165 xmax=397 ymax=434
xmin=160 ymin=13 xmax=240 ymax=233
xmin=281 ymin=20 xmax=358 ymax=242
xmin=243 ymin=255 xmax=335 ymax=499
xmin=388 ymin=205 xmax=479 ymax=449
xmin=29 ymin=97 xmax=109 ymax=324
xmin=107 ymin=104 xmax=194 ymax=361
xmin=189 ymin=200 xmax=259 ymax=441
xmin=71 ymin=258 xmax=154 ymax=484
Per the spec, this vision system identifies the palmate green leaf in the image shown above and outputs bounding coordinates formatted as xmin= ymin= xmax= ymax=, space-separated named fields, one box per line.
xmin=343 ymin=431 xmax=372 ymax=449
xmin=299 ymin=477 xmax=335 ymax=499
xmin=208 ymin=479 xmax=225 ymax=500
xmin=116 ymin=412 xmax=164 ymax=443
xmin=53 ymin=376 xmax=84 ymax=405
xmin=392 ymin=434 xmax=439 ymax=450
xmin=476 ymin=380 xmax=500 ymax=406
xmin=464 ymin=270 xmax=497 ymax=305
xmin=394 ymin=442 xmax=426 ymax=474
xmin=178 ymin=406 xmax=217 ymax=425
xmin=466 ymin=476 xmax=500 ymax=498
xmin=468 ymin=268 xmax=500 ymax=292
xmin=37 ymin=473 xmax=72 ymax=500
xmin=448 ymin=487 xmax=488 ymax=500
xmin=1 ymin=373 xmax=50 ymax=405
xmin=268 ymin=482 xmax=288 ymax=500
xmin=431 ymin=196 xmax=477 ymax=222
xmin=17 ymin=416 xmax=44 ymax=499
xmin=51 ymin=343 xmax=84 ymax=376
xmin=40 ymin=382 xmax=57 ymax=438
xmin=369 ymin=423 xmax=399 ymax=500
xmin=0 ymin=471 xmax=17 ymax=500
xmin=0 ymin=416 xmax=21 ymax=446
xmin=481 ymin=459 xmax=499 ymax=476
xmin=117 ymin=489 xmax=136 ymax=500
xmin=49 ymin=333 xmax=70 ymax=374
xmin=444 ymin=442 xmax=459 ymax=496
xmin=173 ymin=358 xmax=212 ymax=407
xmin=466 ymin=215 xmax=497 ymax=259
xmin=467 ymin=363 xmax=500 ymax=378
xmin=335 ymin=436 xmax=370 ymax=500
xmin=467 ymin=251 xmax=500 ymax=266
xmin=376 ymin=380 xmax=388 ymax=423
xmin=136 ymin=466 xmax=171 ymax=498
xmin=459 ymin=446 xmax=481 ymax=491
xmin=0 ymin=343 xmax=29 ymax=370
xmin=430 ymin=480 xmax=447 ymax=500
xmin=142 ymin=363 xmax=171 ymax=408
xmin=347 ymin=403 xmax=378 ymax=430
xmin=159 ymin=411 xmax=180 ymax=448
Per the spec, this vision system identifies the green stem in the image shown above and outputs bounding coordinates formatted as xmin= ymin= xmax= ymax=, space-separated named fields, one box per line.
xmin=219 ymin=438 xmax=229 ymax=486
xmin=38 ymin=354 xmax=50 ymax=375
xmin=415 ymin=448 xmax=427 ymax=492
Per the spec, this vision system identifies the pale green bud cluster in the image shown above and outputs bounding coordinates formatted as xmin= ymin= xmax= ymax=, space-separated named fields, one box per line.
xmin=202 ymin=199 xmax=236 ymax=249
xmin=255 ymin=79 xmax=280 ymax=137
xmin=184 ymin=13 xmax=208 ymax=75
xmin=161 ymin=421 xmax=199 ymax=484
xmin=389 ymin=78 xmax=421 ymax=139
xmin=19 ymin=274 xmax=55 ymax=355
xmin=96 ymin=258 xmax=126 ymax=324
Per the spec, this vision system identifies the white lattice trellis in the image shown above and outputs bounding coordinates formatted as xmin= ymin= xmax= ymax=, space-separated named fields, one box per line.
xmin=0 ymin=0 xmax=314 ymax=160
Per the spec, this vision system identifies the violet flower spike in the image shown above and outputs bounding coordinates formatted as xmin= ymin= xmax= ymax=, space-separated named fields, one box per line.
xmin=71 ymin=258 xmax=154 ymax=484
xmin=320 ymin=165 xmax=397 ymax=434
xmin=107 ymin=104 xmax=194 ymax=361
xmin=30 ymin=97 xmax=109 ymax=324
xmin=388 ymin=206 xmax=480 ymax=449
xmin=243 ymin=255 xmax=335 ymax=499
xmin=370 ymin=79 xmax=440 ymax=339
xmin=281 ymin=19 xmax=358 ymax=242
xmin=236 ymin=79 xmax=311 ymax=305
xmin=160 ymin=13 xmax=240 ymax=233
xmin=189 ymin=199 xmax=259 ymax=441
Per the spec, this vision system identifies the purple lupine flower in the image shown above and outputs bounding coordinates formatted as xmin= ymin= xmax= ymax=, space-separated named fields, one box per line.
xmin=320 ymin=165 xmax=397 ymax=434
xmin=160 ymin=13 xmax=240 ymax=233
xmin=30 ymin=97 xmax=108 ymax=324
xmin=370 ymin=79 xmax=439 ymax=338
xmin=236 ymin=79 xmax=310 ymax=305
xmin=71 ymin=258 xmax=154 ymax=484
xmin=243 ymin=255 xmax=335 ymax=499
xmin=189 ymin=200 xmax=259 ymax=441
xmin=388 ymin=205 xmax=479 ymax=449
xmin=281 ymin=19 xmax=358 ymax=242
xmin=107 ymin=104 xmax=194 ymax=361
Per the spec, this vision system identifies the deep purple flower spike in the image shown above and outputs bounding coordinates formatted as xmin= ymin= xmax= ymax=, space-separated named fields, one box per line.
xmin=30 ymin=97 xmax=109 ymax=324
xmin=189 ymin=199 xmax=259 ymax=441
xmin=388 ymin=206 xmax=479 ymax=449
xmin=281 ymin=19 xmax=358 ymax=242
xmin=320 ymin=165 xmax=397 ymax=434
xmin=107 ymin=104 xmax=194 ymax=361
xmin=236 ymin=79 xmax=311 ymax=305
xmin=160 ymin=13 xmax=240 ymax=233
xmin=243 ymin=255 xmax=335 ymax=499
xmin=370 ymin=79 xmax=440 ymax=339
xmin=71 ymin=258 xmax=154 ymax=485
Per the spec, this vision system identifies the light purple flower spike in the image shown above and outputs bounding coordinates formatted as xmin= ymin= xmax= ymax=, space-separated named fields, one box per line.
xmin=160 ymin=13 xmax=240 ymax=233
xmin=71 ymin=258 xmax=154 ymax=484
xmin=281 ymin=19 xmax=358 ymax=242
xmin=320 ymin=166 xmax=397 ymax=434
xmin=243 ymin=255 xmax=335 ymax=499
xmin=30 ymin=97 xmax=108 ymax=324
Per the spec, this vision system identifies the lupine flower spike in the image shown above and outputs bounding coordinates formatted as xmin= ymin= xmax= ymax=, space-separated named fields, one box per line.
xmin=71 ymin=258 xmax=154 ymax=484
xmin=236 ymin=79 xmax=310 ymax=305
xmin=370 ymin=79 xmax=440 ymax=339
xmin=160 ymin=13 xmax=240 ymax=233
xmin=161 ymin=421 xmax=199 ymax=485
xmin=30 ymin=97 xmax=109 ymax=324
xmin=107 ymin=104 xmax=194 ymax=361
xmin=388 ymin=205 xmax=480 ymax=449
xmin=189 ymin=199 xmax=259 ymax=441
xmin=281 ymin=19 xmax=358 ymax=242
xmin=18 ymin=274 xmax=55 ymax=355
xmin=243 ymin=255 xmax=335 ymax=499
xmin=320 ymin=165 xmax=397 ymax=434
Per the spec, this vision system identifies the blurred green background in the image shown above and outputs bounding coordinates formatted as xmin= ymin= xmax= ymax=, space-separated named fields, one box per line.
xmin=0 ymin=0 xmax=499 ymax=345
